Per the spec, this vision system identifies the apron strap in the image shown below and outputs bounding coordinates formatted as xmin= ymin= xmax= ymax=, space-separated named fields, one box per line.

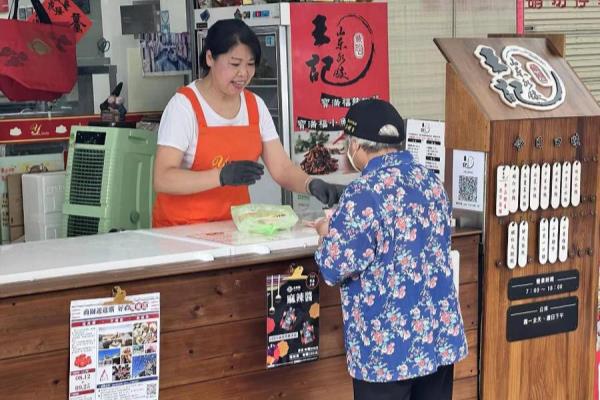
xmin=177 ymin=86 xmax=208 ymax=128
xmin=243 ymin=90 xmax=260 ymax=126
xmin=178 ymin=86 xmax=260 ymax=128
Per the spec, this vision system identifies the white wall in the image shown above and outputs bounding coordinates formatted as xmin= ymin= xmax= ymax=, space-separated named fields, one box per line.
xmin=100 ymin=0 xmax=188 ymax=112
xmin=387 ymin=0 xmax=516 ymax=120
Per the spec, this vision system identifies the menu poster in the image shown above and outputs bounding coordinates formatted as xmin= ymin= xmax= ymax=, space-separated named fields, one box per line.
xmin=266 ymin=266 xmax=320 ymax=369
xmin=69 ymin=293 xmax=160 ymax=400
xmin=405 ymin=119 xmax=445 ymax=182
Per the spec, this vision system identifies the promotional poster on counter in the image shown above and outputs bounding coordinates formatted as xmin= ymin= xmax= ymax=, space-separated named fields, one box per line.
xmin=266 ymin=267 xmax=320 ymax=369
xmin=289 ymin=2 xmax=389 ymax=207
xmin=69 ymin=293 xmax=160 ymax=400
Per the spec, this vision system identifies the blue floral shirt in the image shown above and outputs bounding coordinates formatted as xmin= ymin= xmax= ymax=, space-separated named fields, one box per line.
xmin=315 ymin=151 xmax=468 ymax=382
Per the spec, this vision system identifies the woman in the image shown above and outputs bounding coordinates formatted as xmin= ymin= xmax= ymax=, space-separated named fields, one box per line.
xmin=153 ymin=19 xmax=341 ymax=227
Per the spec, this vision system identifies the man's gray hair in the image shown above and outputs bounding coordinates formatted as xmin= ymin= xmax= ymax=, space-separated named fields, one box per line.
xmin=349 ymin=135 xmax=404 ymax=153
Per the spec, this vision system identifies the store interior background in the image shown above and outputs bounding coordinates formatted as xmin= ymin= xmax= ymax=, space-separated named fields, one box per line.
xmin=1 ymin=1 xmax=598 ymax=120
xmin=0 ymin=1 xmax=599 ymax=399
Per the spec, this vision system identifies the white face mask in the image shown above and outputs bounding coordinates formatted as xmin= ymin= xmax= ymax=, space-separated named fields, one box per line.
xmin=347 ymin=144 xmax=360 ymax=172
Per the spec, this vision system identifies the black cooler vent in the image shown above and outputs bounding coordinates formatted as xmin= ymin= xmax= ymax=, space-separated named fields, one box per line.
xmin=67 ymin=215 xmax=100 ymax=237
xmin=69 ymin=148 xmax=104 ymax=206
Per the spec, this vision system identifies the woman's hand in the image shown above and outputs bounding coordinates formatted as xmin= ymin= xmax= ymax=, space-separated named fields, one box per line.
xmin=153 ymin=145 xmax=221 ymax=194
xmin=219 ymin=160 xmax=264 ymax=186
xmin=308 ymin=179 xmax=345 ymax=208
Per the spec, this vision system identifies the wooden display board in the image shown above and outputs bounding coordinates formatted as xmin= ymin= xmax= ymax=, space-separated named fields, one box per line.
xmin=0 ymin=233 xmax=480 ymax=400
xmin=435 ymin=36 xmax=600 ymax=399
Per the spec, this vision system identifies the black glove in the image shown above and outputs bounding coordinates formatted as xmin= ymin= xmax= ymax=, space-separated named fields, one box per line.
xmin=219 ymin=161 xmax=264 ymax=186
xmin=308 ymin=179 xmax=345 ymax=207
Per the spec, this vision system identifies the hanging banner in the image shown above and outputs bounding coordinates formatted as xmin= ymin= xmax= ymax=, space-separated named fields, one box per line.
xmin=266 ymin=265 xmax=320 ymax=369
xmin=27 ymin=0 xmax=92 ymax=43
xmin=69 ymin=292 xmax=160 ymax=400
xmin=289 ymin=2 xmax=389 ymax=181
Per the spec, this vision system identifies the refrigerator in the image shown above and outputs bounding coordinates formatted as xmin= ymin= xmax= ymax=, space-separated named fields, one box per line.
xmin=190 ymin=2 xmax=389 ymax=218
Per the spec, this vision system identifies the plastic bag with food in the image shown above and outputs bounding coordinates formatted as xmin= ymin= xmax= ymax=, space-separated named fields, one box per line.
xmin=231 ymin=204 xmax=299 ymax=235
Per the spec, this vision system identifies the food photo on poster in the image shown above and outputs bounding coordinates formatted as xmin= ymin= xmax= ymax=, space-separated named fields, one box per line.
xmin=290 ymin=3 xmax=389 ymax=185
xmin=69 ymin=293 xmax=161 ymax=399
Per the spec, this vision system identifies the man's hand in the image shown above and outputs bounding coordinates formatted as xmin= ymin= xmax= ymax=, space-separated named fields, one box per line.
xmin=308 ymin=179 xmax=345 ymax=207
xmin=219 ymin=161 xmax=264 ymax=186
xmin=314 ymin=217 xmax=330 ymax=243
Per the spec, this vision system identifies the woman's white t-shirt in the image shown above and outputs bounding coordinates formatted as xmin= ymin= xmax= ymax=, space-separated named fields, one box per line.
xmin=157 ymin=82 xmax=279 ymax=169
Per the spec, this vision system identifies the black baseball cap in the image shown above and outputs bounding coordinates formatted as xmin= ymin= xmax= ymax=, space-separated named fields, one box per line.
xmin=343 ymin=99 xmax=405 ymax=144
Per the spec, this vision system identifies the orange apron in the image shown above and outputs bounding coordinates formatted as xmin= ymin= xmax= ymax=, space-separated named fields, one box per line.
xmin=152 ymin=87 xmax=262 ymax=227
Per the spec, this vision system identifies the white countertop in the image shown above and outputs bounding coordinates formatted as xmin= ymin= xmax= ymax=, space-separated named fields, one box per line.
xmin=151 ymin=221 xmax=319 ymax=255
xmin=0 ymin=222 xmax=319 ymax=285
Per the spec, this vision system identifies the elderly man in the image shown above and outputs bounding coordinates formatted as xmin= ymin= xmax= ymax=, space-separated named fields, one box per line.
xmin=315 ymin=99 xmax=467 ymax=400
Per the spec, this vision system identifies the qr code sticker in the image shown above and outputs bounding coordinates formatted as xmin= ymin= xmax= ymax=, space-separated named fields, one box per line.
xmin=147 ymin=383 xmax=157 ymax=397
xmin=458 ymin=175 xmax=478 ymax=203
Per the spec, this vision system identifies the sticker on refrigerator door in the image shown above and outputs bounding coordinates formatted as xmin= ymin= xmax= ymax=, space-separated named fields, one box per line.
xmin=265 ymin=35 xmax=275 ymax=47
xmin=452 ymin=150 xmax=485 ymax=212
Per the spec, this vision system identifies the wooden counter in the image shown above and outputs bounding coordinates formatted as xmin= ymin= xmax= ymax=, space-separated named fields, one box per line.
xmin=0 ymin=229 xmax=480 ymax=399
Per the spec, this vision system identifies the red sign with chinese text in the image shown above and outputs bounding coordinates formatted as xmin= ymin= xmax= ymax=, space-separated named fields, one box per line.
xmin=28 ymin=0 xmax=92 ymax=42
xmin=290 ymin=3 xmax=389 ymax=134
xmin=0 ymin=0 xmax=9 ymax=13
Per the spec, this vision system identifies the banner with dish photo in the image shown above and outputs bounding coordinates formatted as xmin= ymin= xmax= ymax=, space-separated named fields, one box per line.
xmin=289 ymin=2 xmax=389 ymax=186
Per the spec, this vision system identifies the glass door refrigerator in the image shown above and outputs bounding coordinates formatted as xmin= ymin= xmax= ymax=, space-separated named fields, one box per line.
xmin=192 ymin=4 xmax=292 ymax=206
xmin=190 ymin=2 xmax=389 ymax=218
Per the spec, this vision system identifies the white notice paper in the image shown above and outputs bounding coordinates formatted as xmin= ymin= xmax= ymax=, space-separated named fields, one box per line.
xmin=405 ymin=119 xmax=445 ymax=181
xmin=69 ymin=293 xmax=160 ymax=400
xmin=452 ymin=150 xmax=485 ymax=212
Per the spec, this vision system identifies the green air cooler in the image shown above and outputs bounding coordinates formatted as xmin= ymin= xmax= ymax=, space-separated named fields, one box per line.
xmin=62 ymin=125 xmax=157 ymax=237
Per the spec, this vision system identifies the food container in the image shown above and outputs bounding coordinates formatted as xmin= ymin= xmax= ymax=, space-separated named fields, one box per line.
xmin=231 ymin=204 xmax=299 ymax=235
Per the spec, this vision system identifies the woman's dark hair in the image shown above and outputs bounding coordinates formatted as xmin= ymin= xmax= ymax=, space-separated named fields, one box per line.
xmin=199 ymin=19 xmax=261 ymax=77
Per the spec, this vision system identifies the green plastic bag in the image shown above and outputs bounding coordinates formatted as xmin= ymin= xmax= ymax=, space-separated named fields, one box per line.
xmin=231 ymin=204 xmax=299 ymax=235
